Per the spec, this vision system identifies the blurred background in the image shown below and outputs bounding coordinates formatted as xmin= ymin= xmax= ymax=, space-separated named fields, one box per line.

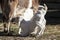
xmin=39 ymin=0 xmax=60 ymax=24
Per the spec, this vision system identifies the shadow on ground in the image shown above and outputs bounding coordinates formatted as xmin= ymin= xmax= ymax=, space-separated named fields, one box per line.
xmin=0 ymin=25 xmax=60 ymax=40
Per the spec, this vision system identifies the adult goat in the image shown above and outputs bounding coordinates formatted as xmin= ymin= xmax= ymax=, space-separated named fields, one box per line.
xmin=0 ymin=0 xmax=39 ymax=33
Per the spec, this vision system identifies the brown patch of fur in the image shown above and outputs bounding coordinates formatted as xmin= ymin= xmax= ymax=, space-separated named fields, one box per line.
xmin=9 ymin=0 xmax=18 ymax=18
xmin=18 ymin=0 xmax=29 ymax=8
xmin=32 ymin=0 xmax=39 ymax=13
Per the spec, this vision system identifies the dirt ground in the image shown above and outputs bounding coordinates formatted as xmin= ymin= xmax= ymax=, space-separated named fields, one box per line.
xmin=0 ymin=24 xmax=60 ymax=40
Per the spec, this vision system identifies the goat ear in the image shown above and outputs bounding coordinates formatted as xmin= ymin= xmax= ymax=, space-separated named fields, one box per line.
xmin=44 ymin=4 xmax=48 ymax=11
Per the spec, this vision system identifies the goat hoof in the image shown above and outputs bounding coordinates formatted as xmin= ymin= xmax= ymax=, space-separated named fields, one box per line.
xmin=29 ymin=33 xmax=36 ymax=37
xmin=4 ymin=28 xmax=8 ymax=33
xmin=19 ymin=34 xmax=29 ymax=37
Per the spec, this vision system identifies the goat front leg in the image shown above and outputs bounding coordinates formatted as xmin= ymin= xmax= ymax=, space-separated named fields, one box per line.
xmin=18 ymin=16 xmax=23 ymax=34
xmin=7 ymin=17 xmax=12 ymax=33
xmin=2 ymin=15 xmax=8 ymax=33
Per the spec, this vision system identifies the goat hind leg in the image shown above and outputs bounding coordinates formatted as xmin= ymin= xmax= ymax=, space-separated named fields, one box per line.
xmin=37 ymin=25 xmax=45 ymax=37
xmin=30 ymin=26 xmax=39 ymax=36
xmin=36 ymin=19 xmax=46 ymax=37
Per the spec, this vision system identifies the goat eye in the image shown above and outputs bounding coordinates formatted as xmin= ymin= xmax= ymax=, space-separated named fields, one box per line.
xmin=30 ymin=7 xmax=34 ymax=9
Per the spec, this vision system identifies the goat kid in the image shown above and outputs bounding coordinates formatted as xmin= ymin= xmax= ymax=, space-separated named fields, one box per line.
xmin=31 ymin=4 xmax=48 ymax=37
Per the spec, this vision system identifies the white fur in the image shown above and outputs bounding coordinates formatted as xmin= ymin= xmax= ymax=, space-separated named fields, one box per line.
xmin=28 ymin=0 xmax=32 ymax=8
xmin=23 ymin=9 xmax=33 ymax=21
